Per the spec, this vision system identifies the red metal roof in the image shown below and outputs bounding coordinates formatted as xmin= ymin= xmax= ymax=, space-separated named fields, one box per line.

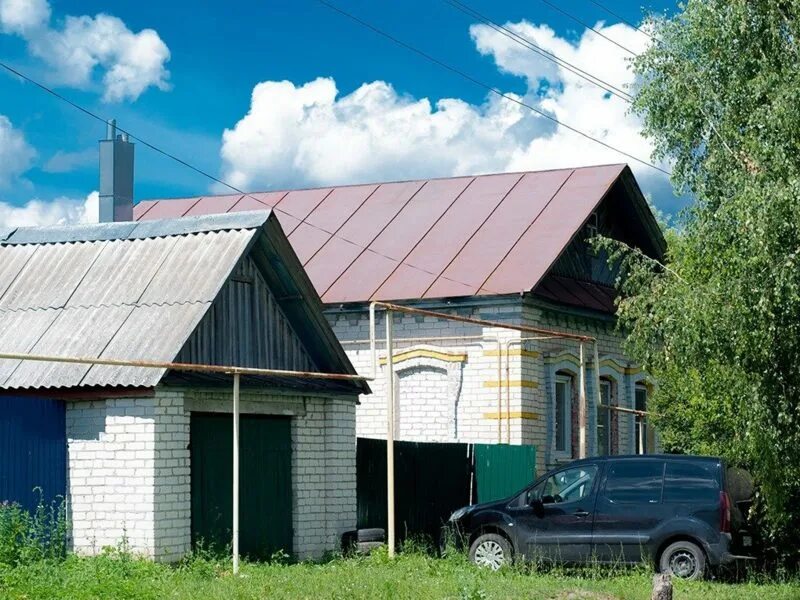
xmin=137 ymin=164 xmax=634 ymax=304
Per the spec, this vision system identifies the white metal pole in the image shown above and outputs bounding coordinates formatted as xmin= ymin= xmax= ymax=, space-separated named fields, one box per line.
xmin=579 ymin=343 xmax=587 ymax=459
xmin=593 ymin=342 xmax=601 ymax=456
xmin=232 ymin=372 xmax=240 ymax=575
xmin=369 ymin=302 xmax=377 ymax=380
xmin=385 ymin=310 xmax=396 ymax=558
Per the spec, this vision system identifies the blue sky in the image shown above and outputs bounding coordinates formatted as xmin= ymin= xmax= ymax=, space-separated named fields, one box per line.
xmin=0 ymin=0 xmax=678 ymax=226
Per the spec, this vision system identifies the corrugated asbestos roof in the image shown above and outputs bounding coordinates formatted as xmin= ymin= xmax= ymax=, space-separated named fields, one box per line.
xmin=0 ymin=211 xmax=367 ymax=394
xmin=135 ymin=164 xmax=661 ymax=304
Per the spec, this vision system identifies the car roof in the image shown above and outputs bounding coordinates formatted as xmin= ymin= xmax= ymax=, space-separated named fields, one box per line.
xmin=568 ymin=454 xmax=722 ymax=466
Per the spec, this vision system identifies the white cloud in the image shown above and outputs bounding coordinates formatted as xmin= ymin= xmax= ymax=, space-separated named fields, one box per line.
xmin=220 ymin=77 xmax=543 ymax=190
xmin=0 ymin=0 xmax=49 ymax=34
xmin=219 ymin=17 xmax=675 ymax=208
xmin=42 ymin=147 xmax=96 ymax=173
xmin=0 ymin=114 xmax=35 ymax=188
xmin=0 ymin=191 xmax=98 ymax=228
xmin=0 ymin=0 xmax=170 ymax=102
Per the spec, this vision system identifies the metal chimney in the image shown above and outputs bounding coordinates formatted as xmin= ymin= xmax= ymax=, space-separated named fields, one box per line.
xmin=99 ymin=119 xmax=134 ymax=222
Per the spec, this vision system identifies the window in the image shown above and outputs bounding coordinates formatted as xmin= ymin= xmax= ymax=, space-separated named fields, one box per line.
xmin=634 ymin=384 xmax=648 ymax=454
xmin=554 ymin=375 xmax=572 ymax=454
xmin=539 ymin=465 xmax=598 ymax=505
xmin=603 ymin=460 xmax=664 ymax=504
xmin=663 ymin=462 xmax=719 ymax=504
xmin=597 ymin=379 xmax=612 ymax=456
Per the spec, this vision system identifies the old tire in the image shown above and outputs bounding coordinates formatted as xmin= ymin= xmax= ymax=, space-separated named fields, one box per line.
xmin=356 ymin=541 xmax=384 ymax=554
xmin=659 ymin=540 xmax=706 ymax=580
xmin=357 ymin=528 xmax=385 ymax=543
xmin=469 ymin=533 xmax=512 ymax=570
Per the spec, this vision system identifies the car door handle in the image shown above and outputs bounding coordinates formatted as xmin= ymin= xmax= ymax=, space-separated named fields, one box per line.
xmin=574 ymin=510 xmax=591 ymax=518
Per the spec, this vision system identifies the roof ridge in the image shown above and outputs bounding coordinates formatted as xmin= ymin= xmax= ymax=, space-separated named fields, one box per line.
xmin=138 ymin=164 xmax=629 ymax=203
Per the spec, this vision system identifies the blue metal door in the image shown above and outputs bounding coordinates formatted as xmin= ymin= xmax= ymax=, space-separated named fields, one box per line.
xmin=0 ymin=396 xmax=66 ymax=512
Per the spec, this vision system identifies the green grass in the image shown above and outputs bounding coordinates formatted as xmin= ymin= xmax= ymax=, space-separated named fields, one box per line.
xmin=1 ymin=548 xmax=799 ymax=600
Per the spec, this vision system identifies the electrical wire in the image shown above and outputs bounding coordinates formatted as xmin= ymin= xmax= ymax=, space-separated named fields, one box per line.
xmin=536 ymin=0 xmax=638 ymax=57
xmin=316 ymin=0 xmax=670 ymax=176
xmin=445 ymin=0 xmax=633 ymax=103
xmin=0 ymin=60 xmax=507 ymax=296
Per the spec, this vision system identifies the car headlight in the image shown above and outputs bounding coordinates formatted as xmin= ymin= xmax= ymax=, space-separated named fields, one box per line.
xmin=448 ymin=506 xmax=470 ymax=522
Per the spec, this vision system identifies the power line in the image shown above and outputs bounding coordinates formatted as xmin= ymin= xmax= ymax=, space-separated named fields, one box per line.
xmin=445 ymin=0 xmax=633 ymax=103
xmin=585 ymin=0 xmax=658 ymax=43
xmin=0 ymin=60 xmax=504 ymax=296
xmin=536 ymin=0 xmax=638 ymax=57
xmin=553 ymin=0 xmax=740 ymax=163
xmin=316 ymin=0 xmax=670 ymax=176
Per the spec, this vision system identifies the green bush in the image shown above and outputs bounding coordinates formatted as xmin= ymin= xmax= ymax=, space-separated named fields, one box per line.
xmin=0 ymin=491 xmax=68 ymax=566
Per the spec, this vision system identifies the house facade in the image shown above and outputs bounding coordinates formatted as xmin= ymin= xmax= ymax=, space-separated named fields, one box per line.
xmin=137 ymin=164 xmax=665 ymax=475
xmin=0 ymin=211 xmax=366 ymax=561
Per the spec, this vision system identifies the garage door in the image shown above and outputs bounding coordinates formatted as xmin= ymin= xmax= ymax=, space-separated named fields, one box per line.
xmin=190 ymin=412 xmax=293 ymax=559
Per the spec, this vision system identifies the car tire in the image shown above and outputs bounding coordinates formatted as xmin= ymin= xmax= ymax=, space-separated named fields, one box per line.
xmin=469 ymin=533 xmax=513 ymax=570
xmin=659 ymin=540 xmax=706 ymax=580
xmin=356 ymin=528 xmax=385 ymax=543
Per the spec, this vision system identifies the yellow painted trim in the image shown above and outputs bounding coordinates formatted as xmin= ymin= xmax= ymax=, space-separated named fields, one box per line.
xmin=483 ymin=411 xmax=539 ymax=420
xmin=625 ymin=367 xmax=642 ymax=375
xmin=379 ymin=348 xmax=467 ymax=366
xmin=483 ymin=379 xmax=539 ymax=389
xmin=599 ymin=358 xmax=627 ymax=372
xmin=544 ymin=352 xmax=581 ymax=366
xmin=483 ymin=348 xmax=540 ymax=358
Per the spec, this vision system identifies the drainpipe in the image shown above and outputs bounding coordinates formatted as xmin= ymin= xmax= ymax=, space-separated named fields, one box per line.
xmin=232 ymin=372 xmax=240 ymax=575
xmin=385 ymin=309 xmax=396 ymax=558
xmin=578 ymin=344 xmax=587 ymax=459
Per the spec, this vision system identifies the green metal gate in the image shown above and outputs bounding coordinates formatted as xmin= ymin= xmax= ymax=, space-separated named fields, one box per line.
xmin=190 ymin=413 xmax=293 ymax=559
xmin=474 ymin=443 xmax=537 ymax=503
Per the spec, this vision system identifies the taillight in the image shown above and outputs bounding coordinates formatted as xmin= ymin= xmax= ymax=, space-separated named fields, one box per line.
xmin=720 ymin=491 xmax=731 ymax=533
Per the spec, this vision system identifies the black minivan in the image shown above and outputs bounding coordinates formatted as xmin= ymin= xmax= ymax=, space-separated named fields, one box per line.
xmin=448 ymin=455 xmax=752 ymax=579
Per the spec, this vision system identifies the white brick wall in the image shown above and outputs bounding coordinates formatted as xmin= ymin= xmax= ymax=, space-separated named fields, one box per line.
xmin=327 ymin=299 xmax=646 ymax=477
xmin=66 ymin=387 xmax=357 ymax=561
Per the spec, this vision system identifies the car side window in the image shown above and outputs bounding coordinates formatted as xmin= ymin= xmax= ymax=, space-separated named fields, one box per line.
xmin=663 ymin=462 xmax=718 ymax=504
xmin=602 ymin=460 xmax=665 ymax=504
xmin=539 ymin=465 xmax=598 ymax=505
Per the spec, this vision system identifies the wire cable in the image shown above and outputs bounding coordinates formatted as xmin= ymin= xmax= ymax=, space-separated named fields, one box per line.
xmin=316 ymin=0 xmax=670 ymax=176
xmin=445 ymin=0 xmax=633 ymax=103
xmin=536 ymin=0 xmax=638 ymax=57
xmin=0 ymin=60 xmax=507 ymax=296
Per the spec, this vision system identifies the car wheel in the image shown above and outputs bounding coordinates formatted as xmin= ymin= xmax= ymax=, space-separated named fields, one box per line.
xmin=469 ymin=533 xmax=512 ymax=570
xmin=659 ymin=540 xmax=706 ymax=580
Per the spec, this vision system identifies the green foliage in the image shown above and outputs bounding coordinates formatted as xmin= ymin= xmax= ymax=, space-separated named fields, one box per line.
xmin=0 ymin=548 xmax=798 ymax=600
xmin=607 ymin=0 xmax=800 ymax=564
xmin=0 ymin=493 xmax=68 ymax=566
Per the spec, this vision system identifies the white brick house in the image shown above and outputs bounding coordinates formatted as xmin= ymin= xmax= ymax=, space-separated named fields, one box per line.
xmin=0 ymin=211 xmax=367 ymax=561
xmin=138 ymin=164 xmax=666 ymax=475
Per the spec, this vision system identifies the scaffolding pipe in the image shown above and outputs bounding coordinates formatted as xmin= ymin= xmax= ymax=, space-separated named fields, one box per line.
xmin=232 ymin=373 xmax=240 ymax=575
xmin=370 ymin=302 xmax=595 ymax=343
xmin=578 ymin=343 xmax=587 ymax=459
xmin=503 ymin=336 xmax=562 ymax=445
xmin=385 ymin=309 xmax=396 ymax=558
xmin=593 ymin=342 xmax=602 ymax=458
xmin=0 ymin=351 xmax=371 ymax=382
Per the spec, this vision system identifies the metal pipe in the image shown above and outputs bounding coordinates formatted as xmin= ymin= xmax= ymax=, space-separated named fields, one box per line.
xmin=593 ymin=342 xmax=601 ymax=458
xmin=502 ymin=336 xmax=560 ymax=445
xmin=578 ymin=343 xmax=587 ymax=459
xmin=0 ymin=351 xmax=371 ymax=382
xmin=369 ymin=302 xmax=377 ymax=379
xmin=371 ymin=302 xmax=595 ymax=343
xmin=232 ymin=373 xmax=240 ymax=575
xmin=385 ymin=309 xmax=396 ymax=558
xmin=496 ymin=335 xmax=502 ymax=444
xmin=340 ymin=334 xmax=491 ymax=346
